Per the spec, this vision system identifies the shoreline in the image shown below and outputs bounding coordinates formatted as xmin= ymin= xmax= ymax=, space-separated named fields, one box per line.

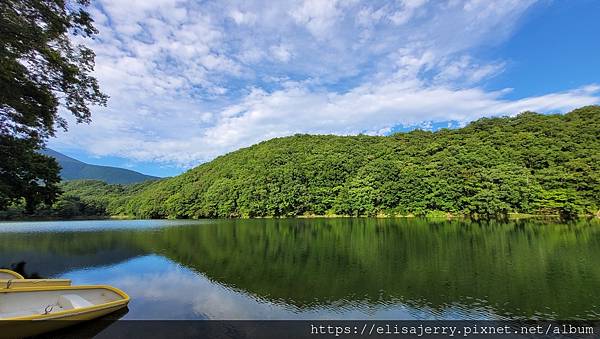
xmin=1 ymin=213 xmax=598 ymax=222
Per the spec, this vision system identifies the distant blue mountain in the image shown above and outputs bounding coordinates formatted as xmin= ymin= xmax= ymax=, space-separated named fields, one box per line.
xmin=41 ymin=149 xmax=160 ymax=184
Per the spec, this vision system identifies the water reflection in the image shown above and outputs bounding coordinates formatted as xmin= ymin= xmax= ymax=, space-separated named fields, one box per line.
xmin=1 ymin=218 xmax=599 ymax=320
xmin=61 ymin=255 xmax=499 ymax=320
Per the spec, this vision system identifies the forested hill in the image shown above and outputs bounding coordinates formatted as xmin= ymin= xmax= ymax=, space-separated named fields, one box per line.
xmin=106 ymin=106 xmax=598 ymax=219
xmin=65 ymin=106 xmax=599 ymax=219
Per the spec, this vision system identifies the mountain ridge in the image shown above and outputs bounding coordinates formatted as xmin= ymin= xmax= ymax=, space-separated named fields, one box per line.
xmin=42 ymin=148 xmax=160 ymax=184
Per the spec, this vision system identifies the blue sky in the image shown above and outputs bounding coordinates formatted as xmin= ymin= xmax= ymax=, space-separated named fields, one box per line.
xmin=49 ymin=0 xmax=600 ymax=177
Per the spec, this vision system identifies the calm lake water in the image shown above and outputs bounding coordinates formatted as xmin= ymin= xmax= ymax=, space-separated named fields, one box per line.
xmin=1 ymin=218 xmax=599 ymax=320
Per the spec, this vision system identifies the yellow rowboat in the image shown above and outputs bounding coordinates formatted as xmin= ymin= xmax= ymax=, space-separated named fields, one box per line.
xmin=0 ymin=270 xmax=23 ymax=280
xmin=0 ymin=269 xmax=71 ymax=289
xmin=1 ymin=279 xmax=71 ymax=289
xmin=0 ymin=285 xmax=130 ymax=337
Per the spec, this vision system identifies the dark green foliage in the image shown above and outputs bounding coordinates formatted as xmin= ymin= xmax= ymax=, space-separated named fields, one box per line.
xmin=55 ymin=180 xmax=154 ymax=216
xmin=0 ymin=0 xmax=104 ymax=210
xmin=0 ymin=0 xmax=106 ymax=140
xmin=0 ymin=136 xmax=61 ymax=211
xmin=64 ymin=106 xmax=598 ymax=219
xmin=0 ymin=180 xmax=153 ymax=219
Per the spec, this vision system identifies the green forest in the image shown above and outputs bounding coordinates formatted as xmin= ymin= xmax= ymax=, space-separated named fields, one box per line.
xmin=3 ymin=106 xmax=599 ymax=220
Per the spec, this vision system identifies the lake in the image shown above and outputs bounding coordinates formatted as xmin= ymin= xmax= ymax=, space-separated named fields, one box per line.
xmin=1 ymin=218 xmax=599 ymax=320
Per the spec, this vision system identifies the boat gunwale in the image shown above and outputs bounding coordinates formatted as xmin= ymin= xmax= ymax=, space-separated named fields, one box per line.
xmin=0 ymin=270 xmax=24 ymax=280
xmin=0 ymin=279 xmax=72 ymax=289
xmin=0 ymin=285 xmax=130 ymax=321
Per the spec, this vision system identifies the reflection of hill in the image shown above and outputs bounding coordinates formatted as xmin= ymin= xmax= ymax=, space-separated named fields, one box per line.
xmin=0 ymin=231 xmax=145 ymax=277
xmin=149 ymin=219 xmax=600 ymax=319
xmin=1 ymin=219 xmax=600 ymax=319
xmin=0 ymin=249 xmax=143 ymax=278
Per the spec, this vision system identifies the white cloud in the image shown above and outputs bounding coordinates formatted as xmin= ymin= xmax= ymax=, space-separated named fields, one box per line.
xmin=434 ymin=56 xmax=506 ymax=85
xmin=389 ymin=0 xmax=428 ymax=25
xmin=290 ymin=0 xmax=343 ymax=39
xmin=51 ymin=0 xmax=600 ymax=169
xmin=197 ymin=83 xmax=600 ymax=156
xmin=270 ymin=44 xmax=293 ymax=63
xmin=229 ymin=9 xmax=257 ymax=25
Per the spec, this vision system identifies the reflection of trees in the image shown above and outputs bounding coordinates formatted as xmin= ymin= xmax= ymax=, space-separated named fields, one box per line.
xmin=1 ymin=218 xmax=599 ymax=319
xmin=0 ymin=231 xmax=145 ymax=277
xmin=151 ymin=219 xmax=600 ymax=319
xmin=5 ymin=261 xmax=41 ymax=278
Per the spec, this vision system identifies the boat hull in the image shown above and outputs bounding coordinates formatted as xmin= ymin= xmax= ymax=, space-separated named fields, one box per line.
xmin=0 ymin=285 xmax=129 ymax=338
xmin=1 ymin=304 xmax=127 ymax=338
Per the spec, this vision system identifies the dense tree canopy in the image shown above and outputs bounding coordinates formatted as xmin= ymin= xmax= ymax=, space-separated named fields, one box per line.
xmin=0 ymin=0 xmax=104 ymax=210
xmin=0 ymin=136 xmax=61 ymax=211
xmin=17 ymin=106 xmax=597 ymax=220
xmin=124 ymin=106 xmax=599 ymax=219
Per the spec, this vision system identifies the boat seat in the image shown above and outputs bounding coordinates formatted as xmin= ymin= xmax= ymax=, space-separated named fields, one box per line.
xmin=57 ymin=294 xmax=93 ymax=310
